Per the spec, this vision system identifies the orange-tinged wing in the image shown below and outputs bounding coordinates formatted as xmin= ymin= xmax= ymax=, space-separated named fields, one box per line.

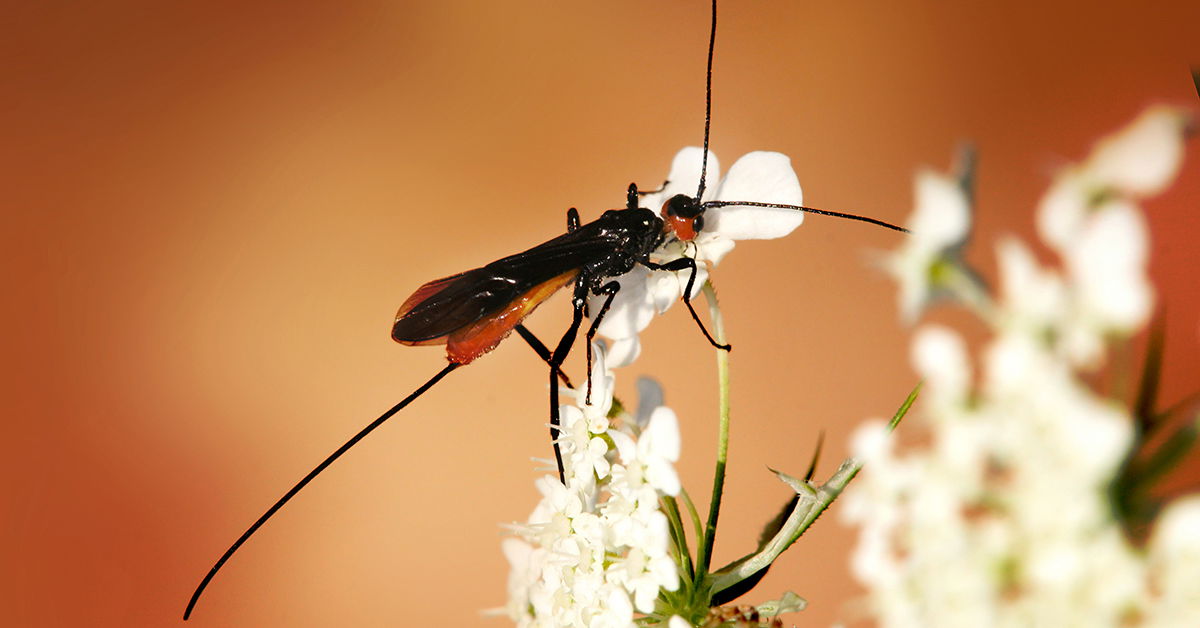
xmin=445 ymin=271 xmax=577 ymax=364
xmin=392 ymin=272 xmax=468 ymax=347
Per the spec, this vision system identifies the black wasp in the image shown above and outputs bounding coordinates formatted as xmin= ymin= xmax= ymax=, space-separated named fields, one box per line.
xmin=183 ymin=0 xmax=907 ymax=619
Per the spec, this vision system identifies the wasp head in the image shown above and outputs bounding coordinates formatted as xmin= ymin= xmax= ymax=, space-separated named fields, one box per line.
xmin=661 ymin=194 xmax=705 ymax=241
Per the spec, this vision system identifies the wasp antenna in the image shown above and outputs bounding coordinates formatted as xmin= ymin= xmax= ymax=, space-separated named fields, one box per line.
xmin=183 ymin=362 xmax=461 ymax=620
xmin=695 ymin=0 xmax=717 ymax=201
xmin=702 ymin=200 xmax=910 ymax=234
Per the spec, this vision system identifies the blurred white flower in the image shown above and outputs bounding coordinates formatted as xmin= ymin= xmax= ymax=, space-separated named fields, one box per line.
xmin=845 ymin=107 xmax=1198 ymax=628
xmin=1037 ymin=107 xmax=1189 ymax=253
xmin=1036 ymin=107 xmax=1191 ymax=366
xmin=886 ymin=167 xmax=973 ymax=321
xmin=1064 ymin=200 xmax=1151 ymax=332
xmin=911 ymin=325 xmax=971 ymax=409
xmin=1146 ymin=495 xmax=1200 ymax=625
xmin=593 ymin=147 xmax=805 ymax=365
xmin=1084 ymin=106 xmax=1190 ymax=197
xmin=995 ymin=237 xmax=1066 ymax=335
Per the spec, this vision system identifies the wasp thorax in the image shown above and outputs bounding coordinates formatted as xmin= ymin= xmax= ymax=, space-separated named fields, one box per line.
xmin=661 ymin=194 xmax=705 ymax=241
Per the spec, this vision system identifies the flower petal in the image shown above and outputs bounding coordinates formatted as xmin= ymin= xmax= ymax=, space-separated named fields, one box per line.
xmin=607 ymin=336 xmax=641 ymax=368
xmin=1065 ymin=201 xmax=1151 ymax=330
xmin=693 ymin=234 xmax=736 ymax=265
xmin=592 ymin=266 xmax=657 ymax=340
xmin=633 ymin=376 xmax=664 ymax=428
xmin=909 ymin=168 xmax=970 ymax=250
xmin=707 ymin=151 xmax=805 ymax=240
xmin=911 ymin=325 xmax=971 ymax=405
xmin=658 ymin=147 xmax=720 ymax=204
xmin=1087 ymin=106 xmax=1191 ymax=197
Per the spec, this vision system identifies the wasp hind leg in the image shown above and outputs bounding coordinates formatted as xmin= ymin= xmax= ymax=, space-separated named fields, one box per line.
xmin=544 ymin=279 xmax=588 ymax=484
xmin=516 ymin=324 xmax=573 ymax=389
xmin=583 ymin=280 xmax=621 ymax=405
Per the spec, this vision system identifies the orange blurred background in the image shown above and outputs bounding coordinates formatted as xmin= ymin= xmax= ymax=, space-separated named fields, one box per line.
xmin=4 ymin=1 xmax=1198 ymax=626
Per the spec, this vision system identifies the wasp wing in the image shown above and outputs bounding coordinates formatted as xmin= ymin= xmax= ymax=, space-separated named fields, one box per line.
xmin=391 ymin=226 xmax=625 ymax=347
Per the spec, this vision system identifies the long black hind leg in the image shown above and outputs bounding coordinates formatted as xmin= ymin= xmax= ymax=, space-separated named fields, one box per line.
xmin=643 ymin=256 xmax=731 ymax=351
xmin=516 ymin=324 xmax=573 ymax=389
xmin=546 ymin=279 xmax=588 ymax=484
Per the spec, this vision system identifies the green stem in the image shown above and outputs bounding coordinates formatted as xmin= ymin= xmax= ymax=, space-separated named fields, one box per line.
xmin=695 ymin=280 xmax=731 ymax=578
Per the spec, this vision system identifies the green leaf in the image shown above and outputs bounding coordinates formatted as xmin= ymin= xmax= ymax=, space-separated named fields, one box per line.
xmin=1141 ymin=414 xmax=1199 ymax=484
xmin=804 ymin=431 xmax=825 ymax=482
xmin=889 ymin=383 xmax=922 ymax=432
xmin=1133 ymin=317 xmax=1165 ymax=433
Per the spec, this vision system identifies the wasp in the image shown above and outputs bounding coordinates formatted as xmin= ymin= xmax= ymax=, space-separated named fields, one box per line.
xmin=184 ymin=0 xmax=906 ymax=619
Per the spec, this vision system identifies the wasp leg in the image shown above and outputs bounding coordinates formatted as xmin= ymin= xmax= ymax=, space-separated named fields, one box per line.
xmin=516 ymin=324 xmax=573 ymax=389
xmin=583 ymin=280 xmax=621 ymax=405
xmin=546 ymin=277 xmax=588 ymax=484
xmin=566 ymin=207 xmax=580 ymax=232
xmin=634 ymin=179 xmax=670 ymax=196
xmin=643 ymin=257 xmax=732 ymax=351
xmin=627 ymin=180 xmax=670 ymax=210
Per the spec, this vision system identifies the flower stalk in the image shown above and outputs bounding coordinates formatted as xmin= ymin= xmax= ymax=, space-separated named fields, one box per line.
xmin=696 ymin=280 xmax=730 ymax=579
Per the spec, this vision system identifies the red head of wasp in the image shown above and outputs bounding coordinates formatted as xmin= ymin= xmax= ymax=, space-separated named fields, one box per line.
xmin=183 ymin=0 xmax=908 ymax=620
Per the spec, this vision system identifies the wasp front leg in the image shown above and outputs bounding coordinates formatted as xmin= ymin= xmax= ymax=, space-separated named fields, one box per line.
xmin=643 ymin=256 xmax=731 ymax=351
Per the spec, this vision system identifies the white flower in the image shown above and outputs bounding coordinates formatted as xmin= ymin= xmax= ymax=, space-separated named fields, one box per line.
xmin=591 ymin=147 xmax=805 ymax=365
xmin=502 ymin=347 xmax=685 ymax=626
xmin=668 ymin=616 xmax=693 ymax=628
xmin=558 ymin=405 xmax=612 ymax=492
xmin=886 ymin=167 xmax=973 ymax=322
xmin=500 ymin=538 xmax=543 ymax=624
xmin=1037 ymin=107 xmax=1190 ymax=253
xmin=558 ymin=343 xmax=617 ymax=490
xmin=911 ymin=325 xmax=971 ymax=409
xmin=1084 ymin=106 xmax=1190 ymax=197
xmin=1033 ymin=110 xmax=1191 ymax=367
xmin=603 ymin=504 xmax=679 ymax=612
xmin=995 ymin=237 xmax=1067 ymax=336
xmin=847 ymin=106 xmax=1197 ymax=628
xmin=1147 ymin=495 xmax=1200 ymax=625
xmin=1063 ymin=200 xmax=1151 ymax=332
xmin=610 ymin=406 xmax=682 ymax=497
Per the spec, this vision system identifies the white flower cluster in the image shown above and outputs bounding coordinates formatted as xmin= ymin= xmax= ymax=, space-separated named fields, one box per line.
xmin=500 ymin=343 xmax=684 ymax=627
xmin=845 ymin=107 xmax=1198 ymax=627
